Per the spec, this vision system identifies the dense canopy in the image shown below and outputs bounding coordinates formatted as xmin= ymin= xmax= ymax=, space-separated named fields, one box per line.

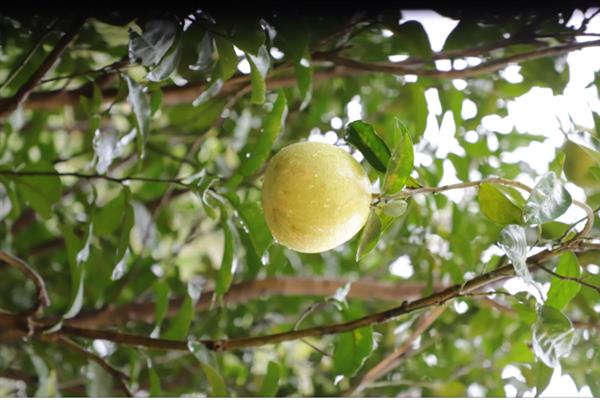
xmin=1 ymin=5 xmax=600 ymax=397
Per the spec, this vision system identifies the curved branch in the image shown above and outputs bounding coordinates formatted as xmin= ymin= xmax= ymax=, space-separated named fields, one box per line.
xmin=0 ymin=251 xmax=49 ymax=316
xmin=314 ymin=39 xmax=600 ymax=79
xmin=0 ymin=19 xmax=85 ymax=119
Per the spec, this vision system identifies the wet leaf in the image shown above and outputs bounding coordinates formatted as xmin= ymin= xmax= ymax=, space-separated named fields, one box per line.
xmin=532 ymin=305 xmax=577 ymax=368
xmin=345 ymin=121 xmax=391 ymax=173
xmin=523 ymin=172 xmax=572 ymax=225
xmin=380 ymin=199 xmax=408 ymax=217
xmin=238 ymin=90 xmax=288 ymax=176
xmin=498 ymin=224 xmax=531 ymax=283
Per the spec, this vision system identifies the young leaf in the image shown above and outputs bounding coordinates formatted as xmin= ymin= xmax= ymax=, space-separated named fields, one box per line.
xmin=545 ymin=251 xmax=581 ymax=311
xmin=247 ymin=45 xmax=270 ymax=105
xmin=532 ymin=305 xmax=577 ymax=368
xmin=236 ymin=201 xmax=273 ymax=258
xmin=258 ymin=361 xmax=281 ymax=397
xmin=13 ymin=161 xmax=62 ymax=219
xmin=129 ymin=19 xmax=178 ymax=67
xmin=523 ymin=172 xmax=572 ymax=225
xmin=380 ymin=199 xmax=408 ymax=217
xmin=479 ymin=183 xmax=523 ymax=225
xmin=125 ymin=76 xmax=150 ymax=158
xmin=215 ymin=219 xmax=238 ymax=296
xmin=214 ymin=36 xmax=238 ymax=81
xmin=382 ymin=119 xmax=414 ymax=194
xmin=333 ymin=326 xmax=374 ymax=377
xmin=356 ymin=210 xmax=382 ymax=261
xmin=238 ymin=91 xmax=288 ymax=176
xmin=345 ymin=121 xmax=391 ymax=173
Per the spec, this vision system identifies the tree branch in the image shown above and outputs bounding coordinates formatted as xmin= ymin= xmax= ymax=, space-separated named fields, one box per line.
xmin=536 ymin=262 xmax=600 ymax=294
xmin=56 ymin=336 xmax=133 ymax=397
xmin=43 ymin=242 xmax=577 ymax=352
xmin=0 ymin=251 xmax=49 ymax=316
xmin=0 ymin=19 xmax=85 ymax=119
xmin=67 ymin=277 xmax=432 ymax=328
xmin=314 ymin=39 xmax=600 ymax=79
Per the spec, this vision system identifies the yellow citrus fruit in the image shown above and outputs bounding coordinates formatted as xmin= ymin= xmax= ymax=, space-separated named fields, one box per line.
xmin=261 ymin=141 xmax=372 ymax=253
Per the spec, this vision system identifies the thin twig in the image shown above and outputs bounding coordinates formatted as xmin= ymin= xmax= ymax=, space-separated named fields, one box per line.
xmin=56 ymin=336 xmax=133 ymax=396
xmin=536 ymin=263 xmax=600 ymax=294
xmin=0 ymin=251 xmax=49 ymax=316
xmin=346 ymin=305 xmax=447 ymax=396
xmin=0 ymin=18 xmax=85 ymax=119
xmin=0 ymin=19 xmax=58 ymax=91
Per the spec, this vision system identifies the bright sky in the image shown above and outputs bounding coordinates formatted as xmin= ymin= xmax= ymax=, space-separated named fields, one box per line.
xmin=399 ymin=8 xmax=600 ymax=398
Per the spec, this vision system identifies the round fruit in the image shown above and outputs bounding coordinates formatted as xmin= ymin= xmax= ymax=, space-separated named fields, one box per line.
xmin=261 ymin=141 xmax=372 ymax=253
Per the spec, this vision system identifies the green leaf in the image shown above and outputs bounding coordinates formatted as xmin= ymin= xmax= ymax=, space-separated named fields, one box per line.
xmin=148 ymin=367 xmax=161 ymax=396
xmin=125 ymin=76 xmax=150 ymax=159
xmin=545 ymin=251 xmax=581 ymax=311
xmin=60 ymin=224 xmax=87 ymax=319
xmin=189 ymin=341 xmax=227 ymax=397
xmin=549 ymin=151 xmax=566 ymax=176
xmin=258 ymin=361 xmax=281 ymax=397
xmin=391 ymin=20 xmax=432 ymax=59
xmin=523 ymin=172 xmax=572 ymax=225
xmin=216 ymin=219 xmax=238 ymax=296
xmin=533 ymin=360 xmax=553 ymax=395
xmin=356 ymin=210 xmax=381 ymax=261
xmin=345 ymin=121 xmax=391 ymax=173
xmin=247 ymin=46 xmax=270 ymax=104
xmin=13 ymin=161 xmax=62 ymax=219
xmin=498 ymin=224 xmax=532 ymax=283
xmin=147 ymin=32 xmax=182 ymax=82
xmin=129 ymin=19 xmax=178 ymax=67
xmin=153 ymin=281 xmax=169 ymax=330
xmin=192 ymin=78 xmax=224 ymax=107
xmin=380 ymin=199 xmax=408 ymax=217
xmin=214 ymin=36 xmax=238 ymax=81
xmin=532 ymin=305 xmax=576 ymax=368
xmin=161 ymin=291 xmax=193 ymax=341
xmin=190 ymin=32 xmax=215 ymax=73
xmin=295 ymin=59 xmax=313 ymax=109
xmin=382 ymin=119 xmax=414 ymax=194
xmin=333 ymin=326 xmax=374 ymax=377
xmin=236 ymin=201 xmax=273 ymax=258
xmin=478 ymin=183 xmax=523 ymax=225
xmin=238 ymin=91 xmax=288 ymax=176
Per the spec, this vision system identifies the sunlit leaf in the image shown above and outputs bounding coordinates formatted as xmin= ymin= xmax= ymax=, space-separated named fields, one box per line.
xmin=523 ymin=172 xmax=572 ymax=225
xmin=380 ymin=199 xmax=408 ymax=217
xmin=247 ymin=46 xmax=270 ymax=104
xmin=214 ymin=36 xmax=238 ymax=81
xmin=532 ymin=305 xmax=577 ymax=368
xmin=382 ymin=119 xmax=414 ymax=194
xmin=479 ymin=182 xmax=523 ymax=225
xmin=545 ymin=251 xmax=581 ymax=311
xmin=236 ymin=201 xmax=273 ymax=259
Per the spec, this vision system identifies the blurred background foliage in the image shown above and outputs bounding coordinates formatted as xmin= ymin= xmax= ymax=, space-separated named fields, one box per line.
xmin=0 ymin=5 xmax=599 ymax=397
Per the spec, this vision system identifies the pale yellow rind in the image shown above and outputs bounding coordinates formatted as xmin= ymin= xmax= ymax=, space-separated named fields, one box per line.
xmin=261 ymin=142 xmax=372 ymax=253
